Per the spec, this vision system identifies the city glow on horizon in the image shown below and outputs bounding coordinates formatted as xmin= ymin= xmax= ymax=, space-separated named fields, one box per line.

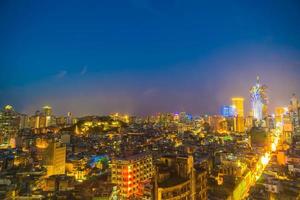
xmin=1 ymin=1 xmax=300 ymax=199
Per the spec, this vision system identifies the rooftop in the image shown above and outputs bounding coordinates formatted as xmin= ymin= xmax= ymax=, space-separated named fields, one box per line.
xmin=158 ymin=175 xmax=188 ymax=188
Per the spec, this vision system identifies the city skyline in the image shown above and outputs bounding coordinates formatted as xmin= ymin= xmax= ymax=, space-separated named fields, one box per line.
xmin=0 ymin=76 xmax=298 ymax=117
xmin=1 ymin=1 xmax=300 ymax=199
xmin=1 ymin=1 xmax=300 ymax=115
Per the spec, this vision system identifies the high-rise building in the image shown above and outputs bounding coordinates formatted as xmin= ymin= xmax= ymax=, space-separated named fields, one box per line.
xmin=43 ymin=105 xmax=54 ymax=128
xmin=282 ymin=115 xmax=293 ymax=144
xmin=234 ymin=116 xmax=245 ymax=133
xmin=66 ymin=112 xmax=73 ymax=125
xmin=232 ymin=98 xmax=244 ymax=117
xmin=231 ymin=98 xmax=245 ymax=132
xmin=43 ymin=105 xmax=52 ymax=116
xmin=154 ymin=154 xmax=207 ymax=200
xmin=0 ymin=105 xmax=20 ymax=146
xmin=275 ymin=107 xmax=285 ymax=125
xmin=250 ymin=76 xmax=268 ymax=121
xmin=289 ymin=94 xmax=299 ymax=129
xmin=19 ymin=114 xmax=29 ymax=129
xmin=30 ymin=111 xmax=41 ymax=129
xmin=111 ymin=154 xmax=153 ymax=199
xmin=245 ymin=116 xmax=254 ymax=131
xmin=289 ymin=93 xmax=299 ymax=113
xmin=221 ymin=105 xmax=235 ymax=117
xmin=44 ymin=140 xmax=66 ymax=176
xmin=30 ymin=106 xmax=56 ymax=130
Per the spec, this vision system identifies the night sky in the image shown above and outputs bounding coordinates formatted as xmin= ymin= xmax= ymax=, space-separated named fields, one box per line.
xmin=1 ymin=0 xmax=300 ymax=116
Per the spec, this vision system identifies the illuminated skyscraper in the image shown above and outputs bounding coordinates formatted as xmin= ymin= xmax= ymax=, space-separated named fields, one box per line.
xmin=221 ymin=105 xmax=235 ymax=117
xmin=43 ymin=105 xmax=52 ymax=116
xmin=231 ymin=98 xmax=245 ymax=132
xmin=0 ymin=105 xmax=20 ymax=147
xmin=43 ymin=105 xmax=53 ymax=127
xmin=30 ymin=106 xmax=56 ymax=130
xmin=44 ymin=140 xmax=66 ymax=176
xmin=289 ymin=93 xmax=299 ymax=128
xmin=250 ymin=76 xmax=268 ymax=121
xmin=275 ymin=107 xmax=285 ymax=125
xmin=232 ymin=97 xmax=244 ymax=117
xmin=234 ymin=117 xmax=245 ymax=133
xmin=289 ymin=93 xmax=299 ymax=113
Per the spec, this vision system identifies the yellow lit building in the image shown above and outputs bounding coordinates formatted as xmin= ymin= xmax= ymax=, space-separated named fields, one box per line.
xmin=232 ymin=97 xmax=244 ymax=117
xmin=234 ymin=116 xmax=245 ymax=133
xmin=30 ymin=106 xmax=55 ymax=130
xmin=245 ymin=116 xmax=254 ymax=131
xmin=43 ymin=105 xmax=52 ymax=116
xmin=232 ymin=98 xmax=245 ymax=133
xmin=110 ymin=154 xmax=153 ymax=199
xmin=44 ymin=141 xmax=66 ymax=176
xmin=275 ymin=107 xmax=285 ymax=124
xmin=277 ymin=151 xmax=287 ymax=165
xmin=0 ymin=105 xmax=20 ymax=147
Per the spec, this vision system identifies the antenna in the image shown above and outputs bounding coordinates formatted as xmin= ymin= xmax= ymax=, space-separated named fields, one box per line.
xmin=256 ymin=76 xmax=260 ymax=84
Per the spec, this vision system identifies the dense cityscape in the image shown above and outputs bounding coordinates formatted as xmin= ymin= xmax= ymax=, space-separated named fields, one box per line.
xmin=0 ymin=77 xmax=299 ymax=199
xmin=1 ymin=1 xmax=300 ymax=200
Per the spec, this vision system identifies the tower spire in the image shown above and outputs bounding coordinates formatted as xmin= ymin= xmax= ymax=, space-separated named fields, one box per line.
xmin=256 ymin=76 xmax=260 ymax=84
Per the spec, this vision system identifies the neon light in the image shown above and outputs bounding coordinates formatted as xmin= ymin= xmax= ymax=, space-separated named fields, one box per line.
xmin=221 ymin=105 xmax=235 ymax=117
xmin=88 ymin=155 xmax=109 ymax=167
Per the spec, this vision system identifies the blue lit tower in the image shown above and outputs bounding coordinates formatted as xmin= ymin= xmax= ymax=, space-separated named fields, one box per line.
xmin=250 ymin=76 xmax=268 ymax=121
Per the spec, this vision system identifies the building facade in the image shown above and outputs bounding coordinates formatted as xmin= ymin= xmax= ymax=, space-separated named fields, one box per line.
xmin=111 ymin=154 xmax=153 ymax=199
xmin=0 ymin=105 xmax=20 ymax=147
xmin=154 ymin=155 xmax=207 ymax=200
xmin=250 ymin=76 xmax=268 ymax=121
xmin=44 ymin=141 xmax=66 ymax=176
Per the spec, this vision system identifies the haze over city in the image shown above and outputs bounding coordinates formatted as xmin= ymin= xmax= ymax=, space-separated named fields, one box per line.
xmin=1 ymin=0 xmax=300 ymax=116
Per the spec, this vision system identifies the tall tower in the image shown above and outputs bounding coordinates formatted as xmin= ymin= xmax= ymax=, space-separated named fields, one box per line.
xmin=43 ymin=105 xmax=52 ymax=116
xmin=289 ymin=93 xmax=299 ymax=128
xmin=232 ymin=98 xmax=245 ymax=132
xmin=231 ymin=97 xmax=244 ymax=117
xmin=42 ymin=105 xmax=53 ymax=127
xmin=290 ymin=93 xmax=299 ymax=113
xmin=44 ymin=140 xmax=66 ymax=176
xmin=250 ymin=76 xmax=268 ymax=121
xmin=0 ymin=105 xmax=20 ymax=147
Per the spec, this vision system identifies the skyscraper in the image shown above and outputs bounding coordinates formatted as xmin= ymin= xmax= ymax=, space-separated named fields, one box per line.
xmin=250 ymin=76 xmax=268 ymax=121
xmin=43 ymin=105 xmax=52 ymax=116
xmin=232 ymin=98 xmax=245 ymax=132
xmin=232 ymin=98 xmax=244 ymax=117
xmin=0 ymin=105 xmax=20 ymax=147
xmin=43 ymin=106 xmax=53 ymax=128
xmin=44 ymin=140 xmax=66 ymax=176
xmin=289 ymin=94 xmax=299 ymax=129
xmin=221 ymin=105 xmax=235 ymax=117
xmin=275 ymin=107 xmax=285 ymax=125
xmin=30 ymin=106 xmax=56 ymax=130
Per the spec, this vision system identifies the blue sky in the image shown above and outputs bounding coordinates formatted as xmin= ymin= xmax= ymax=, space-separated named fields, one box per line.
xmin=0 ymin=0 xmax=300 ymax=116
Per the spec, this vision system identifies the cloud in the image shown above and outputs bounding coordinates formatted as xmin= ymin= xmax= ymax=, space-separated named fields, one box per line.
xmin=55 ymin=70 xmax=67 ymax=79
xmin=80 ymin=66 xmax=87 ymax=76
xmin=143 ymin=88 xmax=158 ymax=96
